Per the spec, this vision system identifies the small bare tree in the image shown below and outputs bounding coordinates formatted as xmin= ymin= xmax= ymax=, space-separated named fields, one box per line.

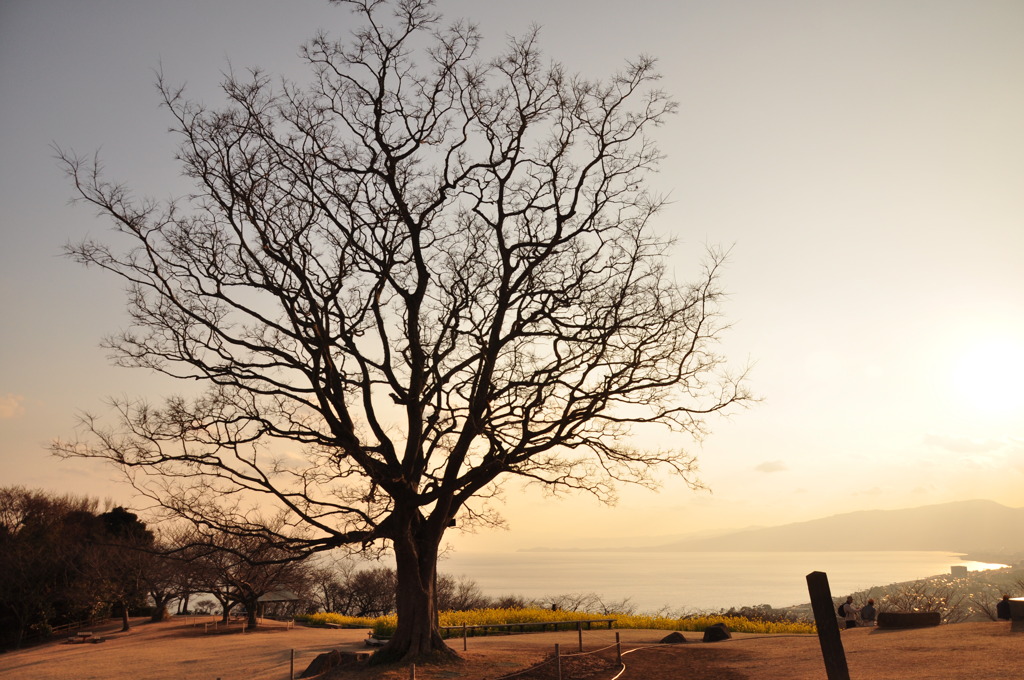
xmin=546 ymin=592 xmax=636 ymax=616
xmin=186 ymin=528 xmax=310 ymax=630
xmin=876 ymin=580 xmax=972 ymax=624
xmin=54 ymin=0 xmax=750 ymax=662
xmin=139 ymin=534 xmax=187 ymax=623
xmin=435 ymin=573 xmax=489 ymax=611
xmin=307 ymin=560 xmax=357 ymax=615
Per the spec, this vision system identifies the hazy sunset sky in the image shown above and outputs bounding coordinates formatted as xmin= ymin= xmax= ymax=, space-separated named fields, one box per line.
xmin=2 ymin=0 xmax=1022 ymax=552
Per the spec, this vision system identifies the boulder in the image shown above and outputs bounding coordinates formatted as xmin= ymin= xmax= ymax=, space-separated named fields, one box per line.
xmin=1011 ymin=598 xmax=1024 ymax=633
xmin=702 ymin=623 xmax=732 ymax=642
xmin=301 ymin=650 xmax=342 ymax=678
xmin=660 ymin=631 xmax=687 ymax=644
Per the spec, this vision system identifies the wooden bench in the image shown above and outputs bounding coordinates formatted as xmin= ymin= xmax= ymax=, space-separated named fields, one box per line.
xmin=67 ymin=631 xmax=103 ymax=644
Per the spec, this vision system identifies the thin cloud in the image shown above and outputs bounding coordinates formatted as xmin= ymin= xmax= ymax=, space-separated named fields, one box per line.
xmin=854 ymin=486 xmax=883 ymax=498
xmin=754 ymin=460 xmax=788 ymax=473
xmin=0 ymin=393 xmax=26 ymax=420
xmin=923 ymin=434 xmax=1003 ymax=454
xmin=1003 ymin=440 xmax=1024 ymax=474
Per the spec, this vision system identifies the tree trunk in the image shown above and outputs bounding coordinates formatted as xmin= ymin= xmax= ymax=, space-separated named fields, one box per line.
xmin=10 ymin=607 xmax=32 ymax=649
xmin=120 ymin=603 xmax=130 ymax=632
xmin=150 ymin=595 xmax=172 ymax=622
xmin=245 ymin=597 xmax=259 ymax=629
xmin=370 ymin=519 xmax=457 ymax=665
xmin=220 ymin=600 xmax=234 ymax=624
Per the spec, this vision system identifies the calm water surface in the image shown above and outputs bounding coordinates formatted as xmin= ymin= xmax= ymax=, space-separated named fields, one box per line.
xmin=438 ymin=551 xmax=1004 ymax=613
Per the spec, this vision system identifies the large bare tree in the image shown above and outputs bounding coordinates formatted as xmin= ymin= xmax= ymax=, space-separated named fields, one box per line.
xmin=55 ymin=0 xmax=750 ymax=662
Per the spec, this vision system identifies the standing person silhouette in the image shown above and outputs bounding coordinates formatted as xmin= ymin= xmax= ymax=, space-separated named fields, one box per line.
xmin=996 ymin=594 xmax=1012 ymax=621
xmin=860 ymin=598 xmax=877 ymax=626
xmin=840 ymin=596 xmax=859 ymax=629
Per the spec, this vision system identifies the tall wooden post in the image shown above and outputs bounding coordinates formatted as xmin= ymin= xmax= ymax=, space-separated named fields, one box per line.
xmin=806 ymin=571 xmax=851 ymax=680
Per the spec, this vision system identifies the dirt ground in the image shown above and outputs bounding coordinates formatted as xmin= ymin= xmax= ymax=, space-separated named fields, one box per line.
xmin=0 ymin=616 xmax=1019 ymax=680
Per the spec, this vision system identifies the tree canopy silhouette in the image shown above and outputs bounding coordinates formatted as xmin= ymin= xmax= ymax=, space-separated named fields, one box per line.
xmin=55 ymin=0 xmax=751 ymax=662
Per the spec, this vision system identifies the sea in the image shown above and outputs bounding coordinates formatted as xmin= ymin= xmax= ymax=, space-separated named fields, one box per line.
xmin=437 ymin=551 xmax=1007 ymax=613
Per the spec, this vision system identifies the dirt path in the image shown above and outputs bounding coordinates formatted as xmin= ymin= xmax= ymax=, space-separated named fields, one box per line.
xmin=608 ymin=625 xmax=1020 ymax=680
xmin=0 ymin=617 xmax=1018 ymax=680
xmin=0 ymin=617 xmax=371 ymax=680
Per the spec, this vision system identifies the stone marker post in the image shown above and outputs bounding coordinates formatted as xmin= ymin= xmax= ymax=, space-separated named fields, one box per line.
xmin=806 ymin=571 xmax=851 ymax=680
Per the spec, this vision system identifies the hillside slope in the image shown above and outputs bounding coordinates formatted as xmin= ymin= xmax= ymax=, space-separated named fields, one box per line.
xmin=650 ymin=500 xmax=1023 ymax=555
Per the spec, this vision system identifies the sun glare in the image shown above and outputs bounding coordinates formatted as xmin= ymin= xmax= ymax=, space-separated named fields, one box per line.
xmin=951 ymin=338 xmax=1024 ymax=415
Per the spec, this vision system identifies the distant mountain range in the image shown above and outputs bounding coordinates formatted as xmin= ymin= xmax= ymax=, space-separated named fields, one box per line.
xmin=524 ymin=500 xmax=1024 ymax=559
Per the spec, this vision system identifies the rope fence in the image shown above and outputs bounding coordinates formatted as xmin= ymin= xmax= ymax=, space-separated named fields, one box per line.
xmin=182 ymin=614 xmax=296 ymax=635
xmin=444 ymin=619 xmax=615 ymax=652
xmin=494 ymin=631 xmax=817 ymax=680
xmin=496 ymin=632 xmax=626 ymax=680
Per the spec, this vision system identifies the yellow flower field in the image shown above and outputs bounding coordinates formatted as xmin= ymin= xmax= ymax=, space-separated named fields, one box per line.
xmin=298 ymin=607 xmax=816 ymax=638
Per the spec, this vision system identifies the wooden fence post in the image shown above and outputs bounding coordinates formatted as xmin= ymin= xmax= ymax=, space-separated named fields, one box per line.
xmin=616 ymin=631 xmax=622 ymax=665
xmin=463 ymin=622 xmax=467 ymax=651
xmin=577 ymin=621 xmax=583 ymax=652
xmin=806 ymin=571 xmax=851 ymax=680
xmin=290 ymin=649 xmax=294 ymax=680
xmin=555 ymin=643 xmax=562 ymax=680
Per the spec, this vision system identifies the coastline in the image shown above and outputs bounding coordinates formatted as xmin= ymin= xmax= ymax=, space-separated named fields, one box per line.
xmin=957 ymin=551 xmax=1022 ymax=566
xmin=780 ymin=560 xmax=1023 ymax=618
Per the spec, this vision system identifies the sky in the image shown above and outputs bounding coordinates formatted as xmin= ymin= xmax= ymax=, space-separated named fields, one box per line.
xmin=2 ymin=0 xmax=1022 ymax=553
